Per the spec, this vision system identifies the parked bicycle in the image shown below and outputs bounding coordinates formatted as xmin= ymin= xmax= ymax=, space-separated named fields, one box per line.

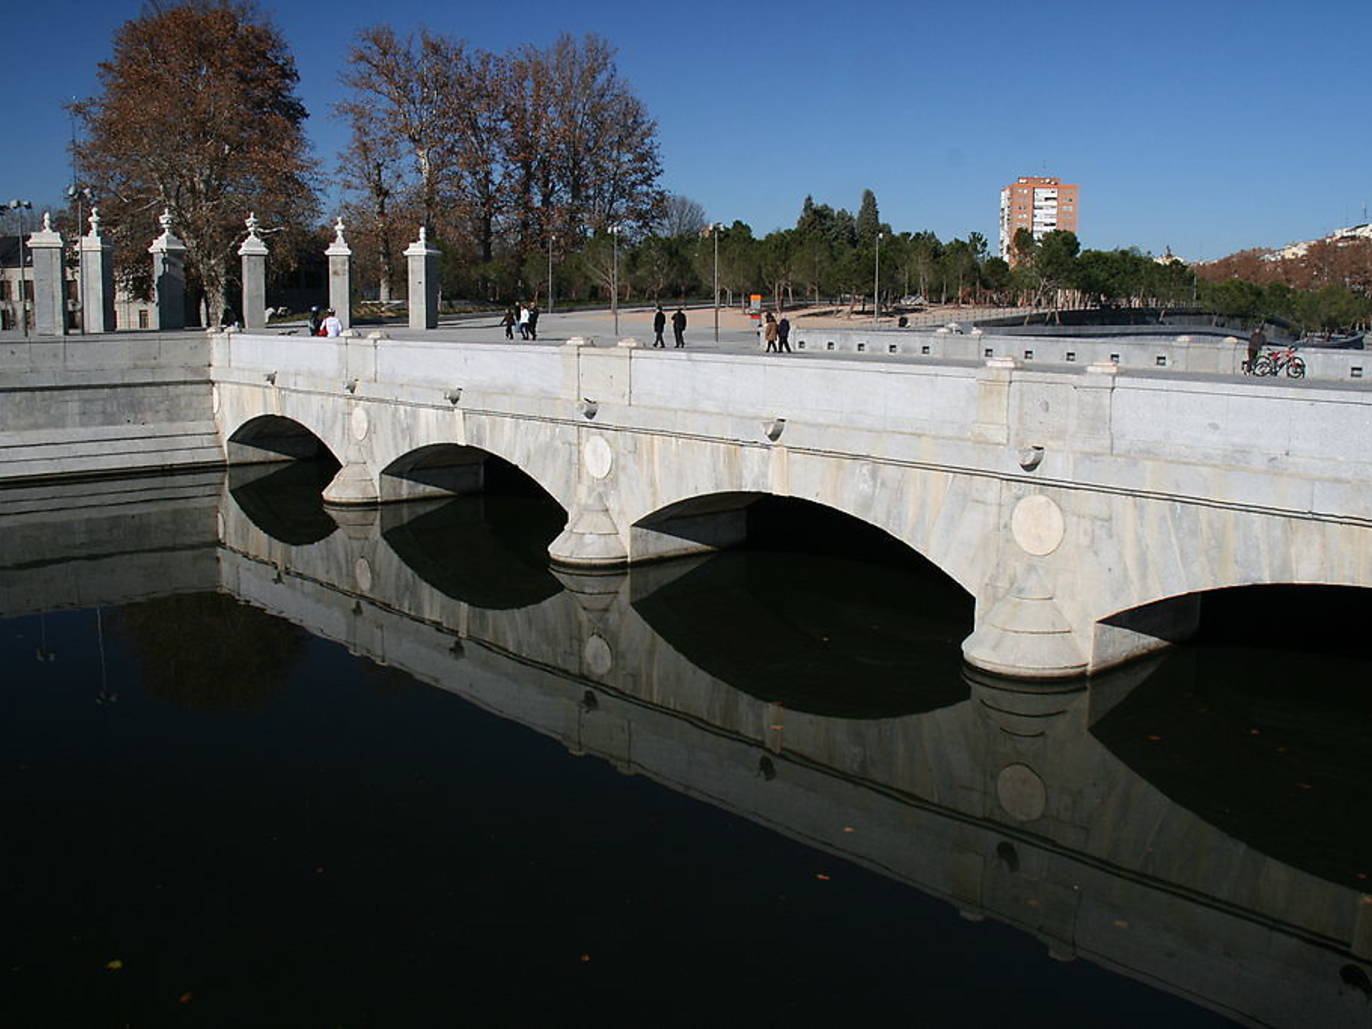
xmin=1249 ymin=347 xmax=1306 ymax=379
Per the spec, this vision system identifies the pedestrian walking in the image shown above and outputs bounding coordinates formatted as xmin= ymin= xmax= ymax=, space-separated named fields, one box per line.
xmin=518 ymin=303 xmax=530 ymax=340
xmin=763 ymin=312 xmax=778 ymax=352
xmin=322 ymin=309 xmax=343 ymax=338
xmin=777 ymin=313 xmax=792 ymax=353
xmin=527 ymin=303 xmax=540 ymax=341
xmin=501 ymin=306 xmax=516 ymax=340
xmin=308 ymin=306 xmax=323 ymax=336
xmin=672 ymin=307 xmax=687 ymax=348
xmin=653 ymin=306 xmax=666 ymax=347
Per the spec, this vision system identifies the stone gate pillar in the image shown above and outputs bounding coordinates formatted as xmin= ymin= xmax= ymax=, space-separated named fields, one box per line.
xmin=404 ymin=226 xmax=439 ymax=330
xmin=27 ymin=212 xmax=67 ymax=336
xmin=325 ymin=217 xmax=352 ymax=331
xmin=79 ymin=207 xmax=116 ymax=333
xmin=239 ymin=213 xmax=268 ymax=331
xmin=148 ymin=209 xmax=186 ymax=330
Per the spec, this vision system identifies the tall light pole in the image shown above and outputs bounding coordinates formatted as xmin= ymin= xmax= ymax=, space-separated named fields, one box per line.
xmin=9 ymin=199 xmax=33 ymax=337
xmin=611 ymin=225 xmax=621 ymax=337
xmin=66 ymin=185 xmax=91 ymax=335
xmin=873 ymin=231 xmax=883 ymax=328
xmin=710 ymin=222 xmax=724 ymax=342
xmin=547 ymin=233 xmax=555 ymax=314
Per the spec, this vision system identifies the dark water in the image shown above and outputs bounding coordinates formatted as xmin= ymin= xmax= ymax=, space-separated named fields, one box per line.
xmin=3 ymin=467 xmax=1370 ymax=1026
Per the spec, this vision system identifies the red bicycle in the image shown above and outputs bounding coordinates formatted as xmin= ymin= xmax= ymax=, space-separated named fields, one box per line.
xmin=1251 ymin=347 xmax=1306 ymax=379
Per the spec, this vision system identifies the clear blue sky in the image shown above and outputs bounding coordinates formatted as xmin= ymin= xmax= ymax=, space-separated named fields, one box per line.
xmin=4 ymin=0 xmax=1369 ymax=261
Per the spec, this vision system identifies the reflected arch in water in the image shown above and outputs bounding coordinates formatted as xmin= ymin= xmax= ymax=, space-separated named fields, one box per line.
xmin=380 ymin=452 xmax=567 ymax=611
xmin=629 ymin=493 xmax=974 ymax=719
xmin=228 ymin=460 xmax=340 ymax=546
xmin=1092 ymin=584 xmax=1372 ymax=888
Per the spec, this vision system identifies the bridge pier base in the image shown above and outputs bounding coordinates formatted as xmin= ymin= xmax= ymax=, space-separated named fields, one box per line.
xmin=322 ymin=460 xmax=380 ymax=506
xmin=961 ymin=567 xmax=1089 ymax=679
xmin=549 ymin=491 xmax=629 ymax=568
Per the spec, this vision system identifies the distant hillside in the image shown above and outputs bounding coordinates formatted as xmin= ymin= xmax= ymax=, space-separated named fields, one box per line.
xmin=1198 ymin=225 xmax=1372 ymax=291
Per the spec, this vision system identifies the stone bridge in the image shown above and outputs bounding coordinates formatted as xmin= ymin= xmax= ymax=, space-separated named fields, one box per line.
xmin=210 ymin=329 xmax=1372 ymax=680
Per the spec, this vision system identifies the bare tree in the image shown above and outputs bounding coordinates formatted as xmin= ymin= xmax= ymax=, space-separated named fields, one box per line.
xmin=657 ymin=194 xmax=707 ymax=238
xmin=334 ymin=96 xmax=410 ymax=301
xmin=340 ymin=26 xmax=466 ymax=236
xmin=72 ymin=1 xmax=318 ymax=326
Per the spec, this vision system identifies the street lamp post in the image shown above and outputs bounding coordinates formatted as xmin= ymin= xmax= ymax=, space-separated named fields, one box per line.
xmin=710 ymin=222 xmax=724 ymax=343
xmin=873 ymin=231 xmax=883 ymax=328
xmin=611 ymin=225 xmax=621 ymax=337
xmin=66 ymin=185 xmax=92 ymax=334
xmin=9 ymin=199 xmax=33 ymax=337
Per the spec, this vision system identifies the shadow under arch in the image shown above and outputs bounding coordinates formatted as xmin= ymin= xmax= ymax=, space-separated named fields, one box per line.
xmin=227 ymin=414 xmax=336 ymax=464
xmin=630 ymin=493 xmax=974 ymax=719
xmin=380 ymin=453 xmax=566 ymax=611
xmin=1092 ymin=583 xmax=1372 ymax=887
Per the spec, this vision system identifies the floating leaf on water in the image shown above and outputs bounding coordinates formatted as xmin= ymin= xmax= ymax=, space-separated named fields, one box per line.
xmin=104 ymin=960 xmax=123 ymax=971
xmin=816 ymin=874 xmax=831 ymax=881
xmin=178 ymin=992 xmax=193 ymax=1004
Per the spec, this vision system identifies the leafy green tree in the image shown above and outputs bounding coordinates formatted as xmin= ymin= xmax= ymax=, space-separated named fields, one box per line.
xmin=1201 ymin=278 xmax=1264 ymax=321
xmin=908 ymin=231 xmax=942 ymax=301
xmin=759 ymin=230 xmax=799 ymax=308
xmin=855 ymin=189 xmax=881 ymax=248
xmin=980 ymin=257 xmax=1012 ymax=300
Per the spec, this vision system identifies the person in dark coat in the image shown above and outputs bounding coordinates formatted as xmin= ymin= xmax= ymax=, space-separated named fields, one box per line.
xmin=308 ymin=306 xmax=323 ymax=336
xmin=777 ymin=314 xmax=792 ymax=353
xmin=671 ymin=307 xmax=687 ymax=348
xmin=652 ymin=306 xmax=666 ymax=347
xmin=501 ymin=306 xmax=516 ymax=340
xmin=1247 ymin=325 xmax=1266 ymax=371
xmin=527 ymin=303 xmax=540 ymax=341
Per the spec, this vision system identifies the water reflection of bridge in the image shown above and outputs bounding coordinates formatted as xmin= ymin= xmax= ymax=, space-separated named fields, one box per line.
xmin=2 ymin=470 xmax=1369 ymax=1027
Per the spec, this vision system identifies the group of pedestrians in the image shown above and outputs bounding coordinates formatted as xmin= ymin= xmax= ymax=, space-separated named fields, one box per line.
xmin=762 ymin=311 xmax=791 ymax=353
xmin=652 ymin=306 xmax=688 ymax=348
xmin=502 ymin=302 xmax=541 ymax=341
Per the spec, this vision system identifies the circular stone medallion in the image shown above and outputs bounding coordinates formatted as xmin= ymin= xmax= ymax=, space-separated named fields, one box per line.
xmin=1010 ymin=494 xmax=1065 ymax=556
xmin=351 ymin=407 xmax=369 ymax=441
xmin=584 ymin=436 xmax=613 ymax=480
xmin=996 ymin=763 xmax=1047 ymax=822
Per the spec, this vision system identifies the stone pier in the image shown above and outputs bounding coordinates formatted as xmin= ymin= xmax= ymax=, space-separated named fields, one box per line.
xmin=239 ymin=213 xmax=268 ymax=331
xmin=148 ymin=209 xmax=186 ymax=330
xmin=26 ymin=213 xmax=66 ymax=337
xmin=79 ymin=208 xmax=116 ymax=334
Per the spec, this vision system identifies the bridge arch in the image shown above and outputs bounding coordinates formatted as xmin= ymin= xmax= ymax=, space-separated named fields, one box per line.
xmin=226 ymin=413 xmax=338 ymax=466
xmin=619 ymin=462 xmax=993 ymax=595
xmin=1087 ymin=506 xmax=1372 ymax=672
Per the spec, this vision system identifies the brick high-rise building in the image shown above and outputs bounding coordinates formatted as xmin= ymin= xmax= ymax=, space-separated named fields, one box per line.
xmin=999 ymin=176 xmax=1079 ymax=263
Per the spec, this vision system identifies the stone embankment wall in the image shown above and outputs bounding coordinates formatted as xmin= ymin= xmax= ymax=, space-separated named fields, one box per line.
xmin=0 ymin=333 xmax=220 ymax=483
